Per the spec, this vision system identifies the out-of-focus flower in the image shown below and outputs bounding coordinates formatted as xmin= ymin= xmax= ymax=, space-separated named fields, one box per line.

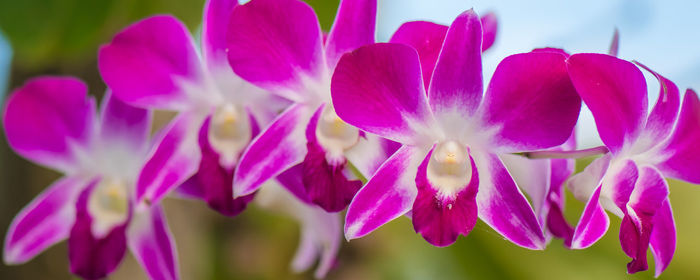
xmin=224 ymin=0 xmax=397 ymax=213
xmin=332 ymin=9 xmax=581 ymax=247
xmin=565 ymin=53 xmax=700 ymax=276
xmin=256 ymin=166 xmax=341 ymax=279
xmin=98 ymin=0 xmax=287 ymax=216
xmin=3 ymin=77 xmax=178 ymax=280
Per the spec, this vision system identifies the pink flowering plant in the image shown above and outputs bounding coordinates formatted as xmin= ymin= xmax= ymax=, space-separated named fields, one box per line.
xmin=2 ymin=0 xmax=699 ymax=279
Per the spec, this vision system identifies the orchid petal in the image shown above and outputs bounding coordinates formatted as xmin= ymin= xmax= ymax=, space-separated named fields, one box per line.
xmin=99 ymin=16 xmax=203 ymax=110
xmin=428 ymin=9 xmax=483 ymax=123
xmin=226 ymin=0 xmax=324 ymax=100
xmin=480 ymin=12 xmax=498 ymax=52
xmin=412 ymin=148 xmax=479 ymax=247
xmin=98 ymin=92 xmax=152 ymax=171
xmin=389 ymin=21 xmax=447 ymax=90
xmin=480 ymin=52 xmax=580 ymax=153
xmin=128 ymin=206 xmax=179 ymax=280
xmin=3 ymin=176 xmax=85 ymax=264
xmin=620 ymin=166 xmax=669 ymax=274
xmin=69 ymin=183 xmax=129 ymax=279
xmin=650 ymin=200 xmax=676 ymax=277
xmin=570 ymin=185 xmax=609 ymax=249
xmin=566 ymin=53 xmax=647 ymax=153
xmin=233 ymin=104 xmax=312 ymax=198
xmin=636 ymin=62 xmax=680 ymax=145
xmin=3 ymin=77 xmax=96 ymax=172
xmin=294 ymin=208 xmax=341 ymax=279
xmin=473 ymin=151 xmax=546 ymax=250
xmin=332 ymin=43 xmax=436 ymax=146
xmin=656 ymin=89 xmax=700 ymax=183
xmin=499 ymin=154 xmax=550 ymax=223
xmin=567 ymin=155 xmax=611 ymax=204
xmin=137 ymin=112 xmax=203 ymax=205
xmin=276 ymin=164 xmax=312 ymax=204
xmin=603 ymin=160 xmax=638 ymax=212
xmin=345 ymin=145 xmax=426 ymax=240
xmin=325 ymin=0 xmax=376 ymax=69
xmin=202 ymin=0 xmax=238 ymax=66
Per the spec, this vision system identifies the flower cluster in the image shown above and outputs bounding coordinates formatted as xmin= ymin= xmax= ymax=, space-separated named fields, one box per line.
xmin=3 ymin=0 xmax=699 ymax=279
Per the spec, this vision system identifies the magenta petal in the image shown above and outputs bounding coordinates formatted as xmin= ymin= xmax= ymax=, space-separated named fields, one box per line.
xmin=3 ymin=77 xmax=96 ymax=172
xmin=332 ymin=43 xmax=435 ymax=145
xmin=233 ymin=104 xmax=312 ymax=198
xmin=99 ymin=92 xmax=152 ymax=153
xmin=389 ymin=21 xmax=448 ymax=90
xmin=571 ymin=186 xmax=610 ymax=249
xmin=656 ymin=89 xmax=700 ymax=183
xmin=566 ymin=53 xmax=647 ymax=153
xmin=3 ymin=176 xmax=85 ymax=264
xmin=606 ymin=160 xmax=638 ymax=211
xmin=345 ymin=145 xmax=426 ymax=239
xmin=99 ymin=16 xmax=202 ymax=110
xmin=195 ymin=117 xmax=255 ymax=216
xmin=302 ymin=106 xmax=361 ymax=212
xmin=650 ymin=200 xmax=676 ymax=277
xmin=226 ymin=0 xmax=324 ymax=99
xmin=428 ymin=9 xmax=483 ymax=120
xmin=480 ymin=12 xmax=498 ymax=52
xmin=137 ymin=113 xmax=202 ymax=204
xmin=325 ymin=0 xmax=376 ymax=69
xmin=69 ymin=183 xmax=129 ymax=279
xmin=128 ymin=206 xmax=179 ymax=280
xmin=480 ymin=52 xmax=580 ymax=152
xmin=412 ymin=148 xmax=478 ymax=247
xmin=473 ymin=152 xmax=546 ymax=249
xmin=276 ymin=164 xmax=312 ymax=204
xmin=620 ymin=166 xmax=669 ymax=274
xmin=636 ymin=62 xmax=680 ymax=144
xmin=202 ymin=0 xmax=238 ymax=65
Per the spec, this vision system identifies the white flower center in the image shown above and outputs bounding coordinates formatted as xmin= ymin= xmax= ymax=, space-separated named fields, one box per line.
xmin=427 ymin=140 xmax=473 ymax=196
xmin=88 ymin=177 xmax=129 ymax=238
xmin=315 ymin=107 xmax=360 ymax=161
xmin=208 ymin=103 xmax=252 ymax=167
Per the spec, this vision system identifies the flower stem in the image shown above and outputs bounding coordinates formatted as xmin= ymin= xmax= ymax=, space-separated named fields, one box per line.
xmin=520 ymin=146 xmax=609 ymax=159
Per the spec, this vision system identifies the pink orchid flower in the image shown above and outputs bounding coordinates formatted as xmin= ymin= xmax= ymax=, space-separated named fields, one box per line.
xmin=223 ymin=0 xmax=389 ymax=213
xmin=3 ymin=77 xmax=178 ymax=280
xmin=98 ymin=0 xmax=287 ymax=216
xmin=331 ymin=9 xmax=581 ymax=247
xmin=565 ymin=53 xmax=700 ymax=276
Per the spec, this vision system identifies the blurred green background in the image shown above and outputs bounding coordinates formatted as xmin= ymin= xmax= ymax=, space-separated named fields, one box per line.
xmin=1 ymin=0 xmax=699 ymax=279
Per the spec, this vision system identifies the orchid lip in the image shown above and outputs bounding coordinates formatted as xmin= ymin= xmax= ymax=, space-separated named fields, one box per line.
xmin=208 ymin=103 xmax=252 ymax=167
xmin=88 ymin=177 xmax=130 ymax=238
xmin=427 ymin=140 xmax=472 ymax=197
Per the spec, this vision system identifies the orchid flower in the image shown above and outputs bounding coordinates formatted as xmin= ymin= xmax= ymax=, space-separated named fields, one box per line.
xmin=331 ymin=10 xmax=581 ymax=247
xmin=3 ymin=77 xmax=178 ymax=280
xmin=98 ymin=0 xmax=287 ymax=216
xmin=564 ymin=53 xmax=700 ymax=276
xmin=256 ymin=166 xmax=340 ymax=279
xmin=222 ymin=0 xmax=385 ymax=213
